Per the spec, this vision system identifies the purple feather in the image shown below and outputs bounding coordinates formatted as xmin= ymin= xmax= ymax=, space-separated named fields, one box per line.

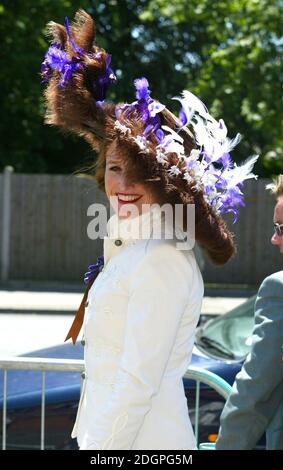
xmin=64 ymin=16 xmax=84 ymax=55
xmin=134 ymin=77 xmax=150 ymax=101
xmin=84 ymin=255 xmax=104 ymax=285
xmin=178 ymin=108 xmax=188 ymax=127
xmin=41 ymin=16 xmax=116 ymax=102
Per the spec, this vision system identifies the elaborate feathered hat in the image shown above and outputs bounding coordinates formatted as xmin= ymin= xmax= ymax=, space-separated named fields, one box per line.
xmin=41 ymin=9 xmax=258 ymax=224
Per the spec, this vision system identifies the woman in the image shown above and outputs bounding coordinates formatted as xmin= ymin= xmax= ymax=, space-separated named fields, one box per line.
xmin=41 ymin=10 xmax=258 ymax=450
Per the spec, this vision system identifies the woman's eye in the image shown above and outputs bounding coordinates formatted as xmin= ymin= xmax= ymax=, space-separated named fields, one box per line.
xmin=109 ymin=166 xmax=121 ymax=171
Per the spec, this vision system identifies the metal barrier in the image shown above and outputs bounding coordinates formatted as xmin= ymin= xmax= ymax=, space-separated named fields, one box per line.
xmin=0 ymin=358 xmax=232 ymax=450
xmin=0 ymin=357 xmax=84 ymax=450
xmin=184 ymin=366 xmax=233 ymax=448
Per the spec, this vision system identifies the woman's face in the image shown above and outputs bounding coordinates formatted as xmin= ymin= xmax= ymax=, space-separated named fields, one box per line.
xmin=104 ymin=143 xmax=158 ymax=218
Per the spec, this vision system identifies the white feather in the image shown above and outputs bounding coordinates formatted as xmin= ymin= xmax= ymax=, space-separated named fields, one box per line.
xmin=161 ymin=125 xmax=184 ymax=144
xmin=222 ymin=133 xmax=242 ymax=154
xmin=226 ymin=155 xmax=259 ymax=188
xmin=172 ymin=90 xmax=208 ymax=126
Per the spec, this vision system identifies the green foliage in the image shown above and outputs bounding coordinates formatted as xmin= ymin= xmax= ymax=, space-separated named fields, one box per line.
xmin=0 ymin=0 xmax=92 ymax=174
xmin=0 ymin=0 xmax=282 ymax=176
xmin=142 ymin=0 xmax=283 ymax=176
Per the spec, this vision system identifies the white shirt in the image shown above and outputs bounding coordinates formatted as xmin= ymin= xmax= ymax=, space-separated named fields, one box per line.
xmin=71 ymin=205 xmax=204 ymax=450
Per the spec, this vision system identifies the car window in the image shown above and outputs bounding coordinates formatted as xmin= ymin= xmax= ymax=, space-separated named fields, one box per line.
xmin=195 ymin=296 xmax=256 ymax=361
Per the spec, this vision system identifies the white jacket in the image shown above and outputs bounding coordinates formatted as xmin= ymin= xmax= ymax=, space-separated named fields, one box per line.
xmin=71 ymin=206 xmax=204 ymax=450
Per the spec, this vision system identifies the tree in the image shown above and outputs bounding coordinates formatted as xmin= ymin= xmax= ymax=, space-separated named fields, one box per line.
xmin=0 ymin=0 xmax=282 ymax=176
xmin=141 ymin=0 xmax=283 ymax=176
xmin=0 ymin=1 xmax=97 ymax=174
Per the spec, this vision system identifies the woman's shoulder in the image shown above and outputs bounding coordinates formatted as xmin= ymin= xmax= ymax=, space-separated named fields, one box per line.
xmin=133 ymin=237 xmax=199 ymax=287
xmin=129 ymin=238 xmax=203 ymax=300
xmin=145 ymin=236 xmax=196 ymax=264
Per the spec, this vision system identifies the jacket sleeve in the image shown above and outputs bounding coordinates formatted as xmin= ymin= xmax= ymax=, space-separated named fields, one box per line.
xmin=80 ymin=242 xmax=193 ymax=450
xmin=216 ymin=273 xmax=283 ymax=450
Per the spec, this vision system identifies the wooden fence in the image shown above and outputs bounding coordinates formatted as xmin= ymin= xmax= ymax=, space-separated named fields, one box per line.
xmin=0 ymin=172 xmax=282 ymax=286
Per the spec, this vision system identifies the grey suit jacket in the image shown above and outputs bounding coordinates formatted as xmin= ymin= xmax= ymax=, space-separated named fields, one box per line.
xmin=216 ymin=270 xmax=283 ymax=450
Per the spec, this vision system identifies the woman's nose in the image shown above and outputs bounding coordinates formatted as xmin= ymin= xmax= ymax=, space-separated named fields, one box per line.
xmin=119 ymin=173 xmax=136 ymax=192
xmin=118 ymin=171 xmax=128 ymax=188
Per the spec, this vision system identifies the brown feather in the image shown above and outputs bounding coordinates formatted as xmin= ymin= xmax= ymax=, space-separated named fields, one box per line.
xmin=72 ymin=9 xmax=96 ymax=51
xmin=45 ymin=21 xmax=67 ymax=47
xmin=41 ymin=10 xmax=114 ymax=152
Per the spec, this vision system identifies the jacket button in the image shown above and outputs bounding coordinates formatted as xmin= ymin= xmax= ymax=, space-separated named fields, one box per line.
xmin=81 ymin=371 xmax=86 ymax=379
xmin=81 ymin=339 xmax=85 ymax=346
xmin=114 ymin=239 xmax=122 ymax=246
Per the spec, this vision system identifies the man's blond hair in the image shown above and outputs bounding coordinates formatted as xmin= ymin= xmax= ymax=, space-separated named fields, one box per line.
xmin=266 ymin=175 xmax=283 ymax=198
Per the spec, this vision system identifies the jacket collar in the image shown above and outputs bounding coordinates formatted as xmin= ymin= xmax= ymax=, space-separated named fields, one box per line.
xmin=103 ymin=205 xmax=188 ymax=265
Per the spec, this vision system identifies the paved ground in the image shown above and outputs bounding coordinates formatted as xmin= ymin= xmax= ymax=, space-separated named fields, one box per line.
xmin=0 ymin=286 xmax=253 ymax=356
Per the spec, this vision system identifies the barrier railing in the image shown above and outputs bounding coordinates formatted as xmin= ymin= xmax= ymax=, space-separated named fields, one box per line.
xmin=184 ymin=366 xmax=232 ymax=448
xmin=0 ymin=358 xmax=232 ymax=450
xmin=0 ymin=357 xmax=84 ymax=450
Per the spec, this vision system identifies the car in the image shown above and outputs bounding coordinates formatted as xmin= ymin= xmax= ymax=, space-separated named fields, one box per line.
xmin=195 ymin=295 xmax=257 ymax=363
xmin=0 ymin=295 xmax=258 ymax=450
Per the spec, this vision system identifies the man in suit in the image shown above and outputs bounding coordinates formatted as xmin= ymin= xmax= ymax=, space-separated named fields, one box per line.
xmin=216 ymin=175 xmax=283 ymax=450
